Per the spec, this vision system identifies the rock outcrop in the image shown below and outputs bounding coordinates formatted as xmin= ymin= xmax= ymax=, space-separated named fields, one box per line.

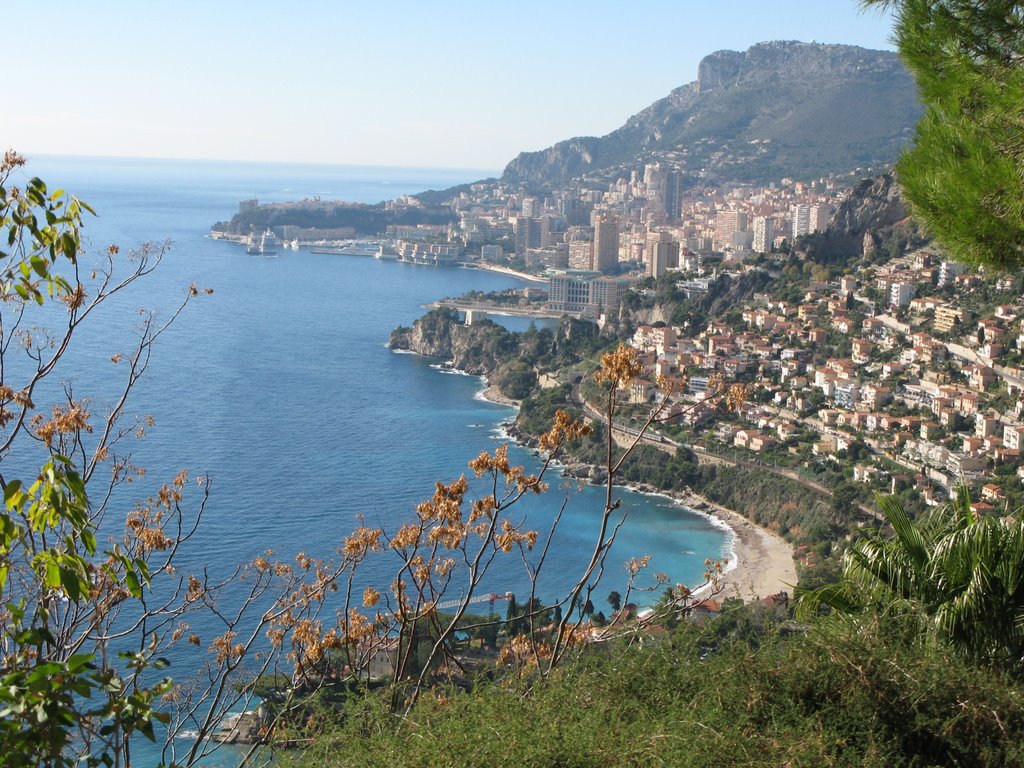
xmin=801 ymin=173 xmax=911 ymax=261
xmin=388 ymin=309 xmax=516 ymax=376
xmin=828 ymin=173 xmax=908 ymax=243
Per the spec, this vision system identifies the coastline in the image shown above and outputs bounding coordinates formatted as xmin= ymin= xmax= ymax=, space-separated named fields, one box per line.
xmin=471 ymin=374 xmax=797 ymax=602
xmin=399 ymin=340 xmax=798 ymax=604
xmin=464 ymin=262 xmax=549 ymax=284
xmin=479 ymin=382 xmax=521 ymax=408
xmin=671 ymin=490 xmax=797 ymax=601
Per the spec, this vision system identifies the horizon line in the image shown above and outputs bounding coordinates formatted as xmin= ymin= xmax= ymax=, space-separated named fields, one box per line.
xmin=20 ymin=151 xmax=502 ymax=178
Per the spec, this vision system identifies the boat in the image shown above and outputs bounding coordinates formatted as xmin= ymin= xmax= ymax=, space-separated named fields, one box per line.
xmin=258 ymin=229 xmax=279 ymax=254
xmin=246 ymin=229 xmax=279 ymax=255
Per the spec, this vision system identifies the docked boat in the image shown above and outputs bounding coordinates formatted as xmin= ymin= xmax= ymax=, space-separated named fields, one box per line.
xmin=246 ymin=229 xmax=279 ymax=254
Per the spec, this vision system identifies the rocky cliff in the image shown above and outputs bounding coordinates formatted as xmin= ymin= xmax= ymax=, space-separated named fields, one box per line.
xmin=502 ymin=41 xmax=921 ymax=187
xmin=828 ymin=173 xmax=908 ymax=242
xmin=388 ymin=309 xmax=517 ymax=376
xmin=801 ymin=173 xmax=913 ymax=262
xmin=389 ymin=309 xmax=610 ymax=401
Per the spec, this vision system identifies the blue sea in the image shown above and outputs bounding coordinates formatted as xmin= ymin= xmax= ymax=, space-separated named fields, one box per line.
xmin=11 ymin=155 xmax=732 ymax=764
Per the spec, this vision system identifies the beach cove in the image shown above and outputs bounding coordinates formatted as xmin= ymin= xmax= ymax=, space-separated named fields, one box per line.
xmin=14 ymin=155 xmax=739 ymax=609
xmin=473 ymin=377 xmax=797 ymax=603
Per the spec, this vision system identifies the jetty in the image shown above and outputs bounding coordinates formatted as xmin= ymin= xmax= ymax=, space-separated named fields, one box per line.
xmin=426 ymin=299 xmax=585 ymax=322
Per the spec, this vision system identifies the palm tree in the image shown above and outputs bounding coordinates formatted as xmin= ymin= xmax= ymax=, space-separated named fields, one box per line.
xmin=801 ymin=487 xmax=1024 ymax=671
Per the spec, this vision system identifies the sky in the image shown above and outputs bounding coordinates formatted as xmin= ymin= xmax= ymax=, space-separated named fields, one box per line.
xmin=4 ymin=1 xmax=896 ymax=172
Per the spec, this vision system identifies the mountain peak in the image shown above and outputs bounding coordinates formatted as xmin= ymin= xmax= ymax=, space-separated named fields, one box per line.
xmin=502 ymin=41 xmax=919 ymax=187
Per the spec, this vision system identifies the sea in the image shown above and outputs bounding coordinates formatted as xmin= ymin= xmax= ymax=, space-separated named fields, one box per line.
xmin=10 ymin=155 xmax=732 ymax=765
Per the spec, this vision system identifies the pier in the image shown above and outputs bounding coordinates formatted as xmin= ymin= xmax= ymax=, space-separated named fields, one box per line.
xmin=426 ymin=299 xmax=586 ymax=322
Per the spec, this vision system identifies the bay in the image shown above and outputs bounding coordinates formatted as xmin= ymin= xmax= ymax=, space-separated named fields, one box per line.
xmin=9 ymin=155 xmax=733 ymax=762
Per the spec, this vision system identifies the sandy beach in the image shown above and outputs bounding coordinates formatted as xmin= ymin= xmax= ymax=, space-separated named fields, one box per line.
xmin=683 ymin=493 xmax=798 ymax=601
xmin=480 ymin=382 xmax=521 ymax=408
xmin=614 ymin=482 xmax=797 ymax=602
xmin=476 ymin=380 xmax=798 ymax=602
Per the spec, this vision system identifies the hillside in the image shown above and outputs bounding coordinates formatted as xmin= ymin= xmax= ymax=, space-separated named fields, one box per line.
xmin=287 ymin=611 xmax=1024 ymax=768
xmin=502 ymin=41 xmax=922 ymax=187
xmin=213 ymin=200 xmax=457 ymax=237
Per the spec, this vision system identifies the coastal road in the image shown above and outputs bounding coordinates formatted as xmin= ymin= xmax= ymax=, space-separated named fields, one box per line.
xmin=571 ymin=389 xmax=882 ymax=522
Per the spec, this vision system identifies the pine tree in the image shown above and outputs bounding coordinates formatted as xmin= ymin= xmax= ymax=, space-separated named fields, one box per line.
xmin=865 ymin=0 xmax=1024 ymax=270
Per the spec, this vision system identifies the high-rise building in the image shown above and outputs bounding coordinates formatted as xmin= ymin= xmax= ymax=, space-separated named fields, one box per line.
xmin=568 ymin=240 xmax=594 ymax=271
xmin=647 ymin=240 xmax=678 ymax=279
xmin=890 ymin=281 xmax=917 ymax=307
xmin=791 ymin=204 xmax=812 ymax=239
xmin=593 ymin=214 xmax=620 ymax=274
xmin=938 ymin=260 xmax=965 ymax=286
xmin=810 ymin=204 xmax=831 ymax=233
xmin=521 ymin=196 xmax=539 ymax=218
xmin=514 ymin=216 xmax=548 ymax=256
xmin=643 ymin=162 xmax=667 ymax=193
xmin=663 ymin=170 xmax=682 ymax=221
xmin=752 ymin=216 xmax=775 ymax=253
xmin=714 ymin=209 xmax=748 ymax=249
xmin=480 ymin=244 xmax=504 ymax=262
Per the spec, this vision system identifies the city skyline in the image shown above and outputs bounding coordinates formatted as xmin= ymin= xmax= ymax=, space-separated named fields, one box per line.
xmin=5 ymin=1 xmax=896 ymax=170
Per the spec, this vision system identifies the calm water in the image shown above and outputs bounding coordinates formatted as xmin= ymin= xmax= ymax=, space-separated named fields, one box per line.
xmin=11 ymin=155 xmax=732 ymax=763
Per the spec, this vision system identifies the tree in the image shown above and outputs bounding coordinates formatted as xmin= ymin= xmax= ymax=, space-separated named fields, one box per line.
xmin=864 ymin=0 xmax=1024 ymax=270
xmin=0 ymin=154 xmax=366 ymax=767
xmin=607 ymin=590 xmax=622 ymax=613
xmin=802 ymin=489 xmax=1024 ymax=671
xmin=0 ymin=151 xmax=191 ymax=766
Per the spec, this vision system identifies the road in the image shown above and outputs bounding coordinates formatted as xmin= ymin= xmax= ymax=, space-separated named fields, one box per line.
xmin=571 ymin=387 xmax=882 ymax=521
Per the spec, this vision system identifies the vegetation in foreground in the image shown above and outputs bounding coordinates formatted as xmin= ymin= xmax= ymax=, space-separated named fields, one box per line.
xmin=285 ymin=605 xmax=1023 ymax=768
xmin=272 ymin=485 xmax=1024 ymax=767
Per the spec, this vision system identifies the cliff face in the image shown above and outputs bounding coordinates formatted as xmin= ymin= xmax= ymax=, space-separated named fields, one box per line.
xmin=828 ymin=173 xmax=908 ymax=240
xmin=389 ymin=309 xmax=608 ymax=401
xmin=501 ymin=138 xmax=602 ymax=191
xmin=388 ymin=309 xmax=517 ymax=375
xmin=502 ymin=41 xmax=921 ymax=187
xmin=802 ymin=173 xmax=911 ymax=261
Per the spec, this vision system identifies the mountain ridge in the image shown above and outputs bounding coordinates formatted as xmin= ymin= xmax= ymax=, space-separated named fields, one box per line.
xmin=501 ymin=41 xmax=922 ymax=187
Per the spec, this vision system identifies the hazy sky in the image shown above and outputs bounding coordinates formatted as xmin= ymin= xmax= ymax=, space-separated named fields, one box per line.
xmin=5 ymin=1 xmax=896 ymax=171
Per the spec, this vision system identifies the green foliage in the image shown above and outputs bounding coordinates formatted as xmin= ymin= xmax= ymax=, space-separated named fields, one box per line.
xmin=517 ymin=385 xmax=577 ymax=436
xmin=0 ymin=156 xmax=91 ymax=305
xmin=0 ymin=155 xmax=173 ymax=766
xmin=288 ymin=612 xmax=1024 ymax=768
xmin=803 ymin=490 xmax=1024 ymax=672
xmin=489 ymin=360 xmax=537 ymax=400
xmin=614 ymin=445 xmax=700 ymax=491
xmin=223 ymin=199 xmax=456 ymax=236
xmin=696 ymin=466 xmax=837 ymax=546
xmin=867 ymin=0 xmax=1024 ymax=270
